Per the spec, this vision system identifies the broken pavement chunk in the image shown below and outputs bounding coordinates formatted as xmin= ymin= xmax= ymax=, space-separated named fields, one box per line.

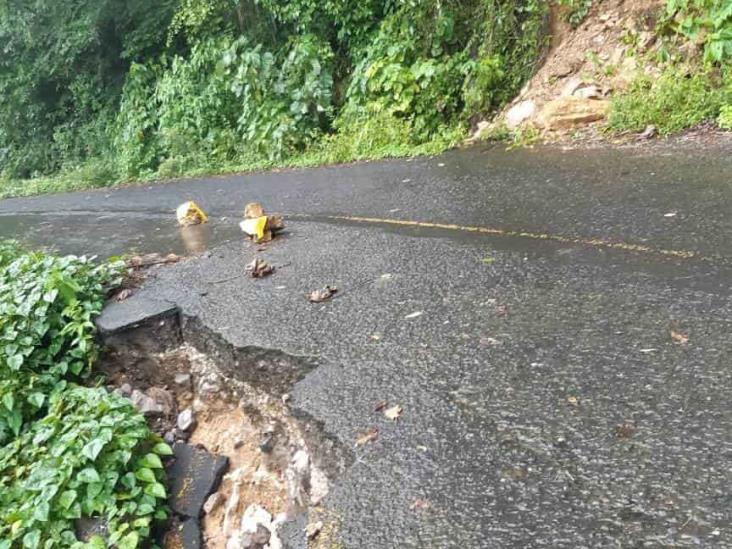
xmin=308 ymin=285 xmax=338 ymax=303
xmin=169 ymin=443 xmax=229 ymax=518
xmin=176 ymin=201 xmax=208 ymax=226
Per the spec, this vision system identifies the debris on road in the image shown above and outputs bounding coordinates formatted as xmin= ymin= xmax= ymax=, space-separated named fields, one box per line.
xmin=384 ymin=404 xmax=403 ymax=422
xmin=410 ymin=499 xmax=431 ymax=511
xmin=670 ymin=329 xmax=689 ymax=344
xmin=615 ymin=422 xmax=636 ymax=438
xmin=306 ymin=520 xmax=323 ymax=540
xmin=405 ymin=311 xmax=423 ymax=319
xmin=374 ymin=400 xmax=388 ymax=412
xmin=176 ymin=200 xmax=209 ymax=226
xmin=113 ymin=288 xmax=133 ymax=302
xmin=240 ymin=202 xmax=285 ymax=243
xmin=308 ymin=285 xmax=338 ymax=303
xmin=177 ymin=408 xmax=196 ymax=432
xmin=356 ymin=427 xmax=379 ymax=446
xmin=566 ymin=395 xmax=579 ymax=407
xmin=246 ymin=257 xmax=274 ymax=278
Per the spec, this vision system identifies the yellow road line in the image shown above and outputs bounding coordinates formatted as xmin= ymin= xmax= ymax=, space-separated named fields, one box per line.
xmin=325 ymin=215 xmax=699 ymax=260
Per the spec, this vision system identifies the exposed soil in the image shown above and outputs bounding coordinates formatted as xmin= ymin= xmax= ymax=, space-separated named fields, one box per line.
xmin=100 ymin=332 xmax=338 ymax=548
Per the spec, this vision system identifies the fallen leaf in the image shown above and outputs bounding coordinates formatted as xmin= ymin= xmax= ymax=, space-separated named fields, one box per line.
xmin=305 ymin=521 xmax=323 ymax=540
xmin=615 ymin=422 xmax=636 ymax=438
xmin=410 ymin=499 xmax=431 ymax=511
xmin=115 ymin=288 xmax=133 ymax=302
xmin=384 ymin=404 xmax=403 ymax=421
xmin=308 ymin=285 xmax=338 ymax=303
xmin=405 ymin=311 xmax=423 ymax=319
xmin=670 ymin=329 xmax=689 ymax=345
xmin=356 ymin=427 xmax=379 ymax=446
xmin=374 ymin=400 xmax=388 ymax=412
xmin=246 ymin=258 xmax=274 ymax=278
xmin=164 ymin=253 xmax=182 ymax=264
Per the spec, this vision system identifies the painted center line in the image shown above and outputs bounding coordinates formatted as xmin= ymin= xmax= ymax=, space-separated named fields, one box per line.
xmin=325 ymin=215 xmax=700 ymax=260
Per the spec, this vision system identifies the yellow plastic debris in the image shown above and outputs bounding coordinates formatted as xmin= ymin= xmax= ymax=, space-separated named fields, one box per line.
xmin=239 ymin=216 xmax=268 ymax=241
xmin=176 ymin=201 xmax=208 ymax=226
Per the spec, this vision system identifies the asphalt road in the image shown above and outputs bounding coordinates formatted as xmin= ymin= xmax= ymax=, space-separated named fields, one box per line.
xmin=1 ymin=143 xmax=731 ymax=547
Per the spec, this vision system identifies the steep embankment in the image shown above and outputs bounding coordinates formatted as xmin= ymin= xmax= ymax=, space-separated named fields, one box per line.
xmin=477 ymin=0 xmax=665 ymax=136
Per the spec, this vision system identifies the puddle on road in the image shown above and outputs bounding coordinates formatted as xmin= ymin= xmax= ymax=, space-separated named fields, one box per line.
xmin=0 ymin=212 xmax=242 ymax=258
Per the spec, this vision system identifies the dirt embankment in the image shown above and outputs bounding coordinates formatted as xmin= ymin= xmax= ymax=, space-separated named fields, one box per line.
xmin=476 ymin=0 xmax=664 ymax=139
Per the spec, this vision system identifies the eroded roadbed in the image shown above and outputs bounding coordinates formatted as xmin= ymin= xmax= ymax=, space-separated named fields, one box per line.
xmin=96 ymin=219 xmax=732 ymax=548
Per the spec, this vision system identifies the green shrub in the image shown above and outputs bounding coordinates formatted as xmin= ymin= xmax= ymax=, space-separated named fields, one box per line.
xmin=608 ymin=67 xmax=727 ymax=134
xmin=718 ymin=104 xmax=732 ymax=128
xmin=0 ymin=245 xmax=171 ymax=547
xmin=663 ymin=0 xmax=732 ymax=63
xmin=557 ymin=0 xmax=593 ymax=28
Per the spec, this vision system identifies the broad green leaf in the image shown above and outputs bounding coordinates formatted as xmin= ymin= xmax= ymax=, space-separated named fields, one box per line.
xmin=140 ymin=453 xmax=163 ymax=469
xmin=144 ymin=482 xmax=167 ymax=499
xmin=153 ymin=442 xmax=173 ymax=456
xmin=77 ymin=467 xmax=101 ymax=483
xmin=134 ymin=467 xmax=156 ymax=483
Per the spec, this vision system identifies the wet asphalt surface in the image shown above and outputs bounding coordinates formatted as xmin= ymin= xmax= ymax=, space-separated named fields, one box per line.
xmin=1 ymin=144 xmax=731 ymax=547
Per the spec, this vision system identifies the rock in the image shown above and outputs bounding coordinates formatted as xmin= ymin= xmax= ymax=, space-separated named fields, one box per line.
xmin=204 ymin=492 xmax=222 ymax=515
xmin=130 ymin=389 xmax=164 ymax=417
xmin=119 ymin=383 xmax=132 ymax=396
xmin=147 ymin=387 xmax=176 ymax=416
xmin=169 ymin=443 xmax=229 ymax=518
xmin=537 ymin=98 xmax=610 ymax=131
xmin=505 ymin=100 xmax=536 ymax=129
xmin=560 ymin=76 xmax=584 ymax=98
xmin=228 ymin=505 xmax=274 ymax=549
xmin=164 ymin=431 xmax=176 ymax=445
xmin=259 ymin=433 xmax=275 ymax=453
xmin=175 ymin=373 xmax=192 ymax=386
xmin=572 ymin=85 xmax=602 ymax=100
xmin=178 ymin=408 xmax=196 ymax=432
xmin=639 ymin=125 xmax=657 ymax=140
xmin=305 ymin=521 xmax=323 ymax=540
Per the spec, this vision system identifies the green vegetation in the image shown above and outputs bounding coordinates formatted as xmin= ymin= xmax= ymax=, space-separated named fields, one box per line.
xmin=557 ymin=0 xmax=594 ymax=28
xmin=0 ymin=0 xmax=550 ymax=197
xmin=609 ymin=67 xmax=731 ymax=134
xmin=0 ymin=244 xmax=170 ymax=547
xmin=609 ymin=0 xmax=732 ymax=134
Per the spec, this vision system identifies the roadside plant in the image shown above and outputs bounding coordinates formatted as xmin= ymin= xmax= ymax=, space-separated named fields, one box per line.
xmin=0 ymin=244 xmax=170 ymax=547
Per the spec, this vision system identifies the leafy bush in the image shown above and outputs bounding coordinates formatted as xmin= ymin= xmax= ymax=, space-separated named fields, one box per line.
xmin=0 ymin=387 xmax=171 ymax=548
xmin=557 ymin=0 xmax=594 ymax=28
xmin=718 ymin=104 xmax=732 ymax=128
xmin=1 ymin=0 xmax=550 ymax=193
xmin=0 ymin=245 xmax=170 ymax=547
xmin=608 ymin=67 xmax=728 ymax=134
xmin=663 ymin=0 xmax=732 ymax=63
